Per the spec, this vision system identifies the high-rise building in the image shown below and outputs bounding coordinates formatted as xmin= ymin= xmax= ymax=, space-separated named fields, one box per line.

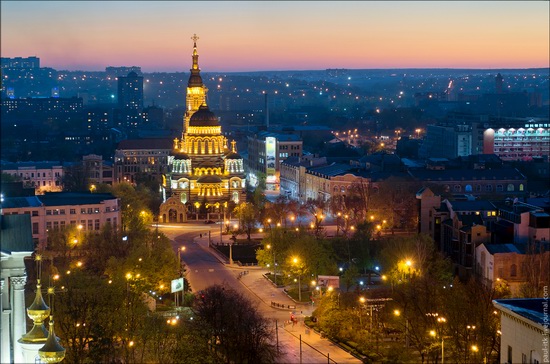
xmin=160 ymin=35 xmax=246 ymax=223
xmin=117 ymin=71 xmax=143 ymax=110
xmin=117 ymin=71 xmax=143 ymax=129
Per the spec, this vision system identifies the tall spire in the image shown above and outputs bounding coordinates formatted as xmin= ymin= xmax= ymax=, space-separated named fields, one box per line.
xmin=188 ymin=33 xmax=203 ymax=87
xmin=191 ymin=34 xmax=200 ymax=71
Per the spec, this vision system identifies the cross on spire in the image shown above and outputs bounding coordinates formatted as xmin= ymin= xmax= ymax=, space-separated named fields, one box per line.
xmin=191 ymin=34 xmax=199 ymax=46
xmin=231 ymin=140 xmax=237 ymax=153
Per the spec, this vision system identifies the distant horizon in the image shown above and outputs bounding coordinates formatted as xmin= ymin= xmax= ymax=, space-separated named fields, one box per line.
xmin=2 ymin=2 xmax=548 ymax=72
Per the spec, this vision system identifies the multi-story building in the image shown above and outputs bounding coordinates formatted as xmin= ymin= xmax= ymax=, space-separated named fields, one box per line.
xmin=1 ymin=191 xmax=120 ymax=247
xmin=476 ymin=243 xmax=550 ymax=295
xmin=408 ymin=166 xmax=527 ymax=197
xmin=1 ymin=56 xmax=40 ymax=69
xmin=82 ymin=154 xmax=114 ymax=186
xmin=419 ymin=123 xmax=476 ymax=159
xmin=160 ymin=35 xmax=246 ymax=222
xmin=493 ymin=299 xmax=547 ymax=364
xmin=113 ymin=138 xmax=172 ymax=184
xmin=420 ymin=114 xmax=549 ymax=161
xmin=417 ymin=187 xmax=549 ymax=279
xmin=483 ymin=123 xmax=550 ymax=161
xmin=117 ymin=71 xmax=144 ymax=130
xmin=1 ymin=160 xmax=66 ymax=194
xmin=247 ymin=131 xmax=303 ymax=190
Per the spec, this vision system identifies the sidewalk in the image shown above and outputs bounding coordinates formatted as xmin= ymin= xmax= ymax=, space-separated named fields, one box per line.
xmin=194 ymin=230 xmax=362 ymax=363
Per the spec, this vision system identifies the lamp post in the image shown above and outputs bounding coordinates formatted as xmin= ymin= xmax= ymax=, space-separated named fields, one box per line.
xmin=292 ymin=257 xmax=302 ymax=302
xmin=267 ymin=244 xmax=276 ymax=285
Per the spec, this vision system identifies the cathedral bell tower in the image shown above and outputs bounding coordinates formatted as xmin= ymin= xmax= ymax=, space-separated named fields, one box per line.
xmin=184 ymin=34 xmax=208 ymax=134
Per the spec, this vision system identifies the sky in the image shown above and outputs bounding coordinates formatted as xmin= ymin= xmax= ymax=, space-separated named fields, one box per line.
xmin=1 ymin=1 xmax=549 ymax=72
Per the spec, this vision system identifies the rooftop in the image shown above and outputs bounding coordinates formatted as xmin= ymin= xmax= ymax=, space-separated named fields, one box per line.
xmin=493 ymin=298 xmax=548 ymax=326
xmin=0 ymin=214 xmax=34 ymax=253
xmin=116 ymin=138 xmax=172 ymax=150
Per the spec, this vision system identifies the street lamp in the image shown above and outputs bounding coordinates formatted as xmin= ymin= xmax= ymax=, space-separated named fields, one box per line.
xmin=292 ymin=257 xmax=302 ymax=302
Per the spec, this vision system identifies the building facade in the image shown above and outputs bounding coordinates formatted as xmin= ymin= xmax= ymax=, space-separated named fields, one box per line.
xmin=247 ymin=131 xmax=303 ymax=190
xmin=1 ymin=192 xmax=120 ymax=247
xmin=1 ymin=161 xmax=66 ymax=194
xmin=493 ymin=299 xmax=547 ymax=364
xmin=160 ymin=35 xmax=246 ymax=222
xmin=113 ymin=138 xmax=172 ymax=184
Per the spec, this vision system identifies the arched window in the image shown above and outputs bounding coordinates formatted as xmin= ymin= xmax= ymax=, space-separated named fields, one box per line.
xmin=519 ymin=184 xmax=524 ymax=191
xmin=454 ymin=185 xmax=461 ymax=192
xmin=465 ymin=185 xmax=472 ymax=192
xmin=232 ymin=192 xmax=239 ymax=203
xmin=507 ymin=184 xmax=514 ymax=192
xmin=510 ymin=264 xmax=517 ymax=277
xmin=180 ymin=193 xmax=187 ymax=204
xmin=485 ymin=185 xmax=492 ymax=192
xmin=496 ymin=184 xmax=503 ymax=192
xmin=444 ymin=185 xmax=450 ymax=193
xmin=476 ymin=184 xmax=482 ymax=192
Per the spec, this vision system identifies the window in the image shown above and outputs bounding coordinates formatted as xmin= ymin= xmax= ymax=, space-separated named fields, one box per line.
xmin=485 ymin=185 xmax=492 ymax=192
xmin=522 ymin=353 xmax=526 ymax=363
xmin=507 ymin=184 xmax=515 ymax=192
xmin=81 ymin=208 xmax=86 ymax=214
xmin=465 ymin=184 xmax=472 ymax=192
xmin=60 ymin=209 xmax=65 ymax=215
xmin=87 ymin=208 xmax=93 ymax=214
xmin=496 ymin=184 xmax=503 ymax=192
xmin=507 ymin=345 xmax=512 ymax=364
xmin=510 ymin=264 xmax=517 ymax=277
xmin=32 ymin=211 xmax=38 ymax=216
xmin=32 ymin=222 xmax=39 ymax=235
xmin=95 ymin=219 xmax=100 ymax=230
xmin=70 ymin=209 xmax=76 ymax=214
xmin=94 ymin=208 xmax=100 ymax=214
xmin=46 ymin=222 xmax=52 ymax=231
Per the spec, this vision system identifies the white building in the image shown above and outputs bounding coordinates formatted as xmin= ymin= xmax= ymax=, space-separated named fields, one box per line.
xmin=1 ymin=214 xmax=34 ymax=363
xmin=493 ymin=299 xmax=548 ymax=364
xmin=1 ymin=192 xmax=120 ymax=248
xmin=1 ymin=161 xmax=66 ymax=194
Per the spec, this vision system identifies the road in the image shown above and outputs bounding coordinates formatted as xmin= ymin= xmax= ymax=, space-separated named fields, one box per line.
xmin=158 ymin=222 xmax=361 ymax=364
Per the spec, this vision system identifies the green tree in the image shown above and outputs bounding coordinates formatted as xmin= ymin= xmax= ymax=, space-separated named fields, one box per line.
xmin=233 ymin=202 xmax=258 ymax=240
xmin=194 ymin=285 xmax=280 ymax=363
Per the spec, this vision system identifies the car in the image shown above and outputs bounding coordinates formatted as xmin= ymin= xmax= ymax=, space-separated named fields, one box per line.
xmin=204 ymin=220 xmax=215 ymax=224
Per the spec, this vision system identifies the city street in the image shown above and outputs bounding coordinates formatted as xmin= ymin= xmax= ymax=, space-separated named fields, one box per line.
xmin=158 ymin=222 xmax=362 ymax=364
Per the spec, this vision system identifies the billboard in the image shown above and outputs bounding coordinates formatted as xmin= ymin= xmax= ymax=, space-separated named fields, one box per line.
xmin=265 ymin=137 xmax=276 ymax=181
xmin=171 ymin=277 xmax=184 ymax=293
xmin=317 ymin=275 xmax=340 ymax=289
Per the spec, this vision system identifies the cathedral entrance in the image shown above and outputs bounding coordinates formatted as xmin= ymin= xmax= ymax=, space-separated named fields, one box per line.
xmin=159 ymin=196 xmax=187 ymax=223
xmin=168 ymin=209 xmax=178 ymax=223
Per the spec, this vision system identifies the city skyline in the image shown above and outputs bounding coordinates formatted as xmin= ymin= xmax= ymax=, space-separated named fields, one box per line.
xmin=1 ymin=1 xmax=549 ymax=72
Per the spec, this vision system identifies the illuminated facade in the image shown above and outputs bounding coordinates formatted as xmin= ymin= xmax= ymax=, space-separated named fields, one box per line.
xmin=160 ymin=35 xmax=245 ymax=222
xmin=483 ymin=122 xmax=550 ymax=161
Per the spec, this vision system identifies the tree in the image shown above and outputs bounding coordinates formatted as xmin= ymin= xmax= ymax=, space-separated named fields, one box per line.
xmin=519 ymin=241 xmax=550 ymax=298
xmin=60 ymin=163 xmax=89 ymax=192
xmin=233 ymin=202 xmax=259 ymax=240
xmin=194 ymin=285 xmax=280 ymax=363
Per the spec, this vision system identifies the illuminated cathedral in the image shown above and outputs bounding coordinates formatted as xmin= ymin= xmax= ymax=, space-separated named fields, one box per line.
xmin=159 ymin=35 xmax=246 ymax=223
